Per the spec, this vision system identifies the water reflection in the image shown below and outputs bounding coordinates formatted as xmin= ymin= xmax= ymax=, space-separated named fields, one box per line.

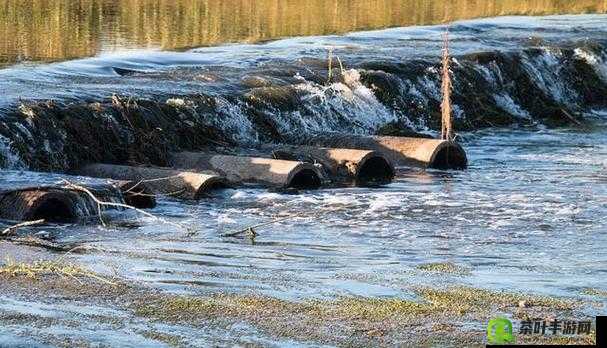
xmin=1 ymin=0 xmax=606 ymax=66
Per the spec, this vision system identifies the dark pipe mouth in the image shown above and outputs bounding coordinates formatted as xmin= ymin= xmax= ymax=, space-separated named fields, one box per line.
xmin=195 ymin=178 xmax=231 ymax=199
xmin=28 ymin=196 xmax=77 ymax=223
xmin=356 ymin=156 xmax=395 ymax=186
xmin=288 ymin=169 xmax=322 ymax=190
xmin=429 ymin=143 xmax=468 ymax=170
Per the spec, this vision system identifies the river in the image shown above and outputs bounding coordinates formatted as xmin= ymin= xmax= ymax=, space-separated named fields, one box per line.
xmin=0 ymin=2 xmax=606 ymax=347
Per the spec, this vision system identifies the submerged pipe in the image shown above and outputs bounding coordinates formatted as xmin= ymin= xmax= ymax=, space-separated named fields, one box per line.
xmin=0 ymin=185 xmax=124 ymax=223
xmin=170 ymin=153 xmax=324 ymax=189
xmin=269 ymin=145 xmax=395 ymax=185
xmin=77 ymin=164 xmax=227 ymax=200
xmin=305 ymin=135 xmax=468 ymax=169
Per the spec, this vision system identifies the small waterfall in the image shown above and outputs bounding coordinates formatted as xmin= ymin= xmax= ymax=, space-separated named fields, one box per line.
xmin=0 ymin=134 xmax=24 ymax=169
xmin=244 ymin=69 xmax=397 ymax=142
xmin=574 ymin=46 xmax=607 ymax=82
xmin=0 ymin=38 xmax=605 ymax=172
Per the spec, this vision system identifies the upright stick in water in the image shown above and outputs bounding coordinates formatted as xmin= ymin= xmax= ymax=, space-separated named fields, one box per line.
xmin=441 ymin=31 xmax=453 ymax=141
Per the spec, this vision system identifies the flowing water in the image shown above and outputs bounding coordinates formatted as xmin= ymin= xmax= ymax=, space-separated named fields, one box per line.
xmin=1 ymin=120 xmax=606 ymax=345
xmin=2 ymin=0 xmax=606 ymax=67
xmin=3 ymin=121 xmax=606 ymax=300
xmin=0 ymin=1 xmax=606 ymax=346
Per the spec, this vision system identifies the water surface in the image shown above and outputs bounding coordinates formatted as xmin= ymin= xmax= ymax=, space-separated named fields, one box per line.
xmin=1 ymin=0 xmax=606 ymax=67
xmin=0 ymin=6 xmax=606 ymax=345
xmin=2 ymin=121 xmax=604 ymax=303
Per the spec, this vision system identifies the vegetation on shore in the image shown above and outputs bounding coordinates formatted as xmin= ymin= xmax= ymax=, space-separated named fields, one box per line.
xmin=0 ymin=258 xmax=597 ymax=346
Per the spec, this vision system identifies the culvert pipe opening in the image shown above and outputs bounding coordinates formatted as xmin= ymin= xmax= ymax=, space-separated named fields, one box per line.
xmin=194 ymin=177 xmax=231 ymax=199
xmin=303 ymin=135 xmax=468 ymax=170
xmin=266 ymin=145 xmax=394 ymax=186
xmin=1 ymin=185 xmax=127 ymax=224
xmin=287 ymin=168 xmax=323 ymax=190
xmin=27 ymin=195 xmax=77 ymax=223
xmin=429 ymin=142 xmax=468 ymax=170
xmin=77 ymin=164 xmax=228 ymax=200
xmin=356 ymin=155 xmax=395 ymax=185
xmin=171 ymin=152 xmax=327 ymax=189
xmin=2 ymin=190 xmax=80 ymax=223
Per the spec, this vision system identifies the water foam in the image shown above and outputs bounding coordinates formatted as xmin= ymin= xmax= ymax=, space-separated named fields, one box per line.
xmin=279 ymin=69 xmax=396 ymax=135
xmin=0 ymin=134 xmax=24 ymax=169
xmin=520 ymin=48 xmax=578 ymax=106
xmin=574 ymin=47 xmax=607 ymax=82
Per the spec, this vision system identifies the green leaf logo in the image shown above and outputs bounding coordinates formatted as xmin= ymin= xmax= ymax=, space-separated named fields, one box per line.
xmin=487 ymin=317 xmax=515 ymax=345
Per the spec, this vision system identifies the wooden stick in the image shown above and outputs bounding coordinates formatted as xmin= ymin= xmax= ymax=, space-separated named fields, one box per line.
xmin=1 ymin=219 xmax=45 ymax=237
xmin=2 ymin=236 xmax=74 ymax=252
xmin=560 ymin=108 xmax=584 ymax=127
xmin=61 ymin=180 xmax=188 ymax=231
xmin=441 ymin=30 xmax=454 ymax=141
xmin=222 ymin=214 xmax=304 ymax=238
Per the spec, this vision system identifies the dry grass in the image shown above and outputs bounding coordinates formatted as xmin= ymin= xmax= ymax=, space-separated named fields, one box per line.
xmin=441 ymin=31 xmax=453 ymax=141
xmin=581 ymin=288 xmax=607 ymax=297
xmin=0 ymin=259 xmax=115 ymax=285
xmin=134 ymin=286 xmax=579 ymax=324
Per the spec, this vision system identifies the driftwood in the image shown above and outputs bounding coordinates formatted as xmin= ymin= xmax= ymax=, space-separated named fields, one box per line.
xmin=76 ymin=164 xmax=228 ymax=199
xmin=112 ymin=180 xmax=156 ymax=209
xmin=303 ymin=135 xmax=467 ymax=170
xmin=170 ymin=153 xmax=325 ymax=189
xmin=268 ymin=145 xmax=394 ymax=185
xmin=1 ymin=235 xmax=77 ymax=252
xmin=441 ymin=31 xmax=454 ymax=142
xmin=61 ymin=180 xmax=187 ymax=231
xmin=1 ymin=219 xmax=45 ymax=237
xmin=222 ymin=213 xmax=304 ymax=238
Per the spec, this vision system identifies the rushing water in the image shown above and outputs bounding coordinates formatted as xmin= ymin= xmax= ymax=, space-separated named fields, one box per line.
xmin=1 ymin=119 xmax=605 ymax=300
xmin=0 ymin=14 xmax=606 ymax=171
xmin=31 ymin=120 xmax=607 ymax=295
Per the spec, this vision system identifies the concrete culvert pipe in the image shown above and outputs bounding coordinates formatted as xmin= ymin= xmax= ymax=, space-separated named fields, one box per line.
xmin=305 ymin=135 xmax=468 ymax=170
xmin=0 ymin=186 xmax=124 ymax=223
xmin=170 ymin=153 xmax=325 ymax=189
xmin=77 ymin=164 xmax=228 ymax=200
xmin=269 ymin=146 xmax=395 ymax=186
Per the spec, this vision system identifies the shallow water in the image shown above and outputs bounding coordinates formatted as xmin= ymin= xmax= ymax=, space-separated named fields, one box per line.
xmin=2 ymin=120 xmax=604 ymax=306
xmin=0 ymin=7 xmax=606 ymax=345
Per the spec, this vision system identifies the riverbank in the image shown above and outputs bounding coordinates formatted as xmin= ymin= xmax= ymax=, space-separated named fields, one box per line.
xmin=0 ymin=246 xmax=599 ymax=347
